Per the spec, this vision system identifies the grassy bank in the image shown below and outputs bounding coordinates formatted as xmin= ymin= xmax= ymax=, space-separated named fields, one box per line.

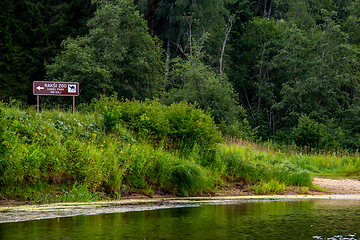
xmin=0 ymin=99 xmax=359 ymax=203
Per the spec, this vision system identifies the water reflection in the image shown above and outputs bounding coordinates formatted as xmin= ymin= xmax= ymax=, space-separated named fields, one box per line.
xmin=1 ymin=199 xmax=360 ymax=239
xmin=313 ymin=234 xmax=357 ymax=240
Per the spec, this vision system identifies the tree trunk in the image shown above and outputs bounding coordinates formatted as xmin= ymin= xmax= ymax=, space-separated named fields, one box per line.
xmin=220 ymin=17 xmax=234 ymax=82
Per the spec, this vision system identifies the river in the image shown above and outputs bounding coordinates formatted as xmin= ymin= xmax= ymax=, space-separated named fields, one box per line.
xmin=1 ymin=196 xmax=360 ymax=239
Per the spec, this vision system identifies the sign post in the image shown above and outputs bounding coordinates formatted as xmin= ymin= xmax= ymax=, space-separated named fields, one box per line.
xmin=33 ymin=81 xmax=79 ymax=113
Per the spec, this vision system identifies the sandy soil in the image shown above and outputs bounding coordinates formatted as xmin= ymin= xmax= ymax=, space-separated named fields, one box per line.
xmin=1 ymin=178 xmax=360 ymax=224
xmin=313 ymin=177 xmax=360 ymax=194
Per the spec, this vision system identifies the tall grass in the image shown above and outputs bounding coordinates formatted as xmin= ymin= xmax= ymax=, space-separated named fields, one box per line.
xmin=212 ymin=144 xmax=312 ymax=186
xmin=1 ymin=100 xmax=360 ymax=203
xmin=225 ymin=137 xmax=360 ymax=177
xmin=0 ymin=102 xmax=212 ymax=199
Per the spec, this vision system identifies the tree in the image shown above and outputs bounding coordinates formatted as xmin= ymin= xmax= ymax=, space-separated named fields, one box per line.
xmin=161 ymin=33 xmax=253 ymax=139
xmin=46 ymin=0 xmax=164 ymax=102
xmin=0 ymin=0 xmax=95 ymax=104
xmin=0 ymin=0 xmax=75 ymax=103
xmin=342 ymin=0 xmax=360 ymax=44
xmin=228 ymin=18 xmax=282 ymax=138
xmin=153 ymin=0 xmax=235 ymax=74
xmin=273 ymin=10 xmax=360 ymax=130
xmin=292 ymin=115 xmax=327 ymax=149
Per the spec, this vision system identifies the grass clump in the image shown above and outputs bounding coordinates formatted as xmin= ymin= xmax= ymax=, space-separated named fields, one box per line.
xmin=170 ymin=161 xmax=207 ymax=196
xmin=56 ymin=182 xmax=105 ymax=202
xmin=252 ymin=180 xmax=286 ymax=194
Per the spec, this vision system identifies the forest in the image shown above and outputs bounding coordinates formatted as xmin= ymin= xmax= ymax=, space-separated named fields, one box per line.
xmin=2 ymin=0 xmax=360 ymax=150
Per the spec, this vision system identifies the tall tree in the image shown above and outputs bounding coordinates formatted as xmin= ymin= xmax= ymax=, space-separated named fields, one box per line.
xmin=0 ymin=0 xmax=94 ymax=103
xmin=273 ymin=9 xmax=360 ymax=138
xmin=46 ymin=0 xmax=164 ymax=102
xmin=153 ymin=0 xmax=234 ymax=73
xmin=228 ymin=18 xmax=282 ymax=138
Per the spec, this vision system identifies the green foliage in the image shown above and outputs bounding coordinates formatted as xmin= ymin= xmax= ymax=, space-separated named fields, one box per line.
xmin=170 ymin=161 xmax=206 ymax=196
xmin=5 ymin=0 xmax=360 ymax=154
xmin=0 ymin=0 xmax=93 ymax=103
xmin=292 ymin=115 xmax=327 ymax=149
xmin=46 ymin=0 xmax=164 ymax=103
xmin=228 ymin=17 xmax=282 ymax=139
xmin=154 ymin=0 xmax=233 ymax=66
xmin=57 ymin=182 xmax=104 ymax=202
xmin=163 ymin=54 xmax=252 ymax=139
xmin=103 ymin=104 xmax=122 ymax=132
xmin=165 ymin=101 xmax=222 ymax=148
xmin=252 ymin=180 xmax=286 ymax=194
xmin=116 ymin=99 xmax=170 ymax=143
xmin=93 ymin=97 xmax=222 ymax=149
xmin=2 ymin=103 xmax=341 ymax=203
xmin=214 ymin=144 xmax=312 ymax=186
xmin=218 ymin=118 xmax=256 ymax=141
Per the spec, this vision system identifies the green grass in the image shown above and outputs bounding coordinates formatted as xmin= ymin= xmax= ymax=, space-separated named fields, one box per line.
xmin=252 ymin=180 xmax=286 ymax=194
xmin=1 ymin=100 xmax=360 ymax=203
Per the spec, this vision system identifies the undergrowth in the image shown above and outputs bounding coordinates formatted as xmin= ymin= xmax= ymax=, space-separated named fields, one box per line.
xmin=0 ymin=98 xmax=359 ymax=203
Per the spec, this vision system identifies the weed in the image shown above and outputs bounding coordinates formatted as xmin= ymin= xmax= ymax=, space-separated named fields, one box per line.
xmin=57 ymin=182 xmax=103 ymax=202
xmin=298 ymin=186 xmax=309 ymax=194
xmin=252 ymin=180 xmax=286 ymax=194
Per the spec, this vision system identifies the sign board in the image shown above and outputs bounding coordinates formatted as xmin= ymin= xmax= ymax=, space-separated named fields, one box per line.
xmin=33 ymin=81 xmax=79 ymax=96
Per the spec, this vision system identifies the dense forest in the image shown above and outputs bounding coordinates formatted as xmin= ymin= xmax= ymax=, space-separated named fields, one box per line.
xmin=2 ymin=0 xmax=360 ymax=150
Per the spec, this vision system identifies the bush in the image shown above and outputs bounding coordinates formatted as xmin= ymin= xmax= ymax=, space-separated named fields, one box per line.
xmin=292 ymin=115 xmax=327 ymax=148
xmin=94 ymin=97 xmax=222 ymax=149
xmin=117 ymin=99 xmax=170 ymax=144
xmin=165 ymin=101 xmax=221 ymax=148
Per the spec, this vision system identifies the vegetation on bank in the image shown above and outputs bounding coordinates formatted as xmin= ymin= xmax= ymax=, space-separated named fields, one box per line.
xmin=5 ymin=0 xmax=360 ymax=151
xmin=1 ymin=98 xmax=360 ymax=203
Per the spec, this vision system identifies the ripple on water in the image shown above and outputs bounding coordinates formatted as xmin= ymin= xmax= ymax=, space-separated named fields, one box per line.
xmin=313 ymin=233 xmax=357 ymax=240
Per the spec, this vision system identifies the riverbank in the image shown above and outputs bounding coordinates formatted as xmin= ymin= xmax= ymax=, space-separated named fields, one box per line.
xmin=1 ymin=178 xmax=360 ymax=224
xmin=2 ymin=194 xmax=360 ymax=224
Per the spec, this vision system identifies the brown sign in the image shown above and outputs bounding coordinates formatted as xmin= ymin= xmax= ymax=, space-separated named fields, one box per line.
xmin=33 ymin=81 xmax=79 ymax=96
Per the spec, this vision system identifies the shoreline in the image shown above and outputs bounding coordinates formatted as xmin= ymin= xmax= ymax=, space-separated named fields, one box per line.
xmin=2 ymin=194 xmax=360 ymax=224
xmin=2 ymin=177 xmax=360 ymax=224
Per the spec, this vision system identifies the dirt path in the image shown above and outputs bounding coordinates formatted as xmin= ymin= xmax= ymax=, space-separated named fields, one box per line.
xmin=313 ymin=177 xmax=360 ymax=194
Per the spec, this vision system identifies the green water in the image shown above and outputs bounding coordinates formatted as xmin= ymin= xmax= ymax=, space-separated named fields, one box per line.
xmin=1 ymin=199 xmax=360 ymax=239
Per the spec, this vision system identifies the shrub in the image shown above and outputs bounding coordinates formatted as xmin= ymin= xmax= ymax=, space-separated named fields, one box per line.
xmin=98 ymin=97 xmax=222 ymax=149
xmin=292 ymin=115 xmax=327 ymax=148
xmin=165 ymin=101 xmax=221 ymax=149
xmin=118 ymin=99 xmax=170 ymax=144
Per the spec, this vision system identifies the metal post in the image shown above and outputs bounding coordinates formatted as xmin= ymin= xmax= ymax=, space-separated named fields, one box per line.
xmin=37 ymin=95 xmax=39 ymax=113
xmin=73 ymin=96 xmax=75 ymax=114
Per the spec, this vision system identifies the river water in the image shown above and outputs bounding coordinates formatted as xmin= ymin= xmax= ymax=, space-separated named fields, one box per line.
xmin=1 ymin=199 xmax=359 ymax=239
